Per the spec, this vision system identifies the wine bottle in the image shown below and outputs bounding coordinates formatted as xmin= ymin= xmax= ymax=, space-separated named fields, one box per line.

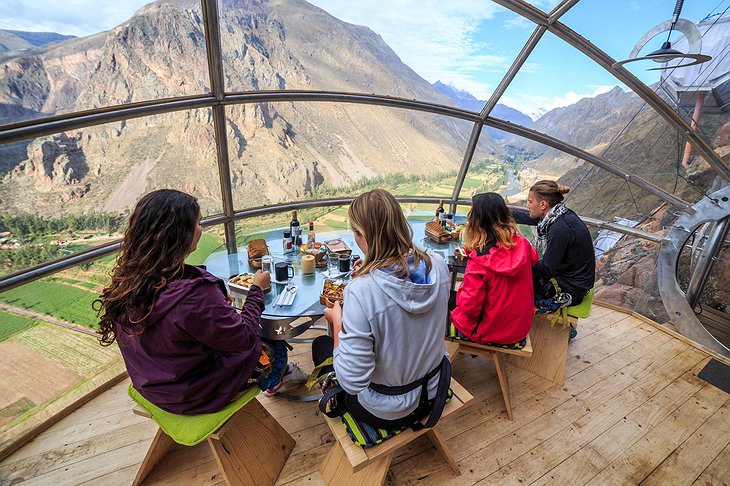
xmin=290 ymin=210 xmax=301 ymax=247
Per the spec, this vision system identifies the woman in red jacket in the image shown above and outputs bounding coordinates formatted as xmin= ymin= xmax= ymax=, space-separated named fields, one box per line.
xmin=449 ymin=192 xmax=538 ymax=348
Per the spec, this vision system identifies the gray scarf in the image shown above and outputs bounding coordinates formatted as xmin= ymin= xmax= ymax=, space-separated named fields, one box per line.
xmin=536 ymin=202 xmax=568 ymax=256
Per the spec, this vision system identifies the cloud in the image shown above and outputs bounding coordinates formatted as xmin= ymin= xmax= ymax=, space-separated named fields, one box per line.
xmin=503 ymin=16 xmax=533 ymax=30
xmin=501 ymin=85 xmax=618 ymax=120
xmin=0 ymin=0 xmax=148 ymax=36
xmin=310 ymin=0 xmax=509 ymax=97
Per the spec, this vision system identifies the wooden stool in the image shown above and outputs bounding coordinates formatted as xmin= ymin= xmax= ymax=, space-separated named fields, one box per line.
xmin=445 ymin=336 xmax=532 ymax=420
xmin=319 ymin=378 xmax=473 ymax=486
xmin=507 ymin=314 xmax=576 ymax=385
xmin=131 ymin=393 xmax=295 ymax=486
xmin=508 ymin=290 xmax=594 ymax=385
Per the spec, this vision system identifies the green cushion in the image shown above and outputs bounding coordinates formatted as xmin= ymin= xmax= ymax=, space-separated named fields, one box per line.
xmin=567 ymin=288 xmax=595 ymax=318
xmin=128 ymin=384 xmax=260 ymax=446
xmin=340 ymin=389 xmax=453 ymax=448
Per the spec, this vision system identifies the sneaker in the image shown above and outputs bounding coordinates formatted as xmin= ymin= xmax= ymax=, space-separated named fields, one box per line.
xmin=263 ymin=362 xmax=308 ymax=396
xmin=569 ymin=325 xmax=577 ymax=340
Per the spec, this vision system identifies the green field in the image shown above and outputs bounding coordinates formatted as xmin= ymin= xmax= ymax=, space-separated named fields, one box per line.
xmin=186 ymin=232 xmax=225 ymax=265
xmin=0 ymin=281 xmax=99 ymax=329
xmin=0 ymin=310 xmax=39 ymax=341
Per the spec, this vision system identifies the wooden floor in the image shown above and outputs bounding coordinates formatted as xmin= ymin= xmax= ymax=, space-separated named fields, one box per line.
xmin=1 ymin=304 xmax=729 ymax=486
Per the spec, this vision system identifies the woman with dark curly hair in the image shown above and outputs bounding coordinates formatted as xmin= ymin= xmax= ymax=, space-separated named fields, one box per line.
xmin=95 ymin=189 xmax=269 ymax=414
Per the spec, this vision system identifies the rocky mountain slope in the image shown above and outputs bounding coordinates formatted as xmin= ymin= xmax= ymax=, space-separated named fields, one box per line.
xmin=0 ymin=0 xmax=497 ymax=215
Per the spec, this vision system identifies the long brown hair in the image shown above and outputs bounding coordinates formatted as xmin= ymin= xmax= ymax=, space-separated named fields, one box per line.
xmin=95 ymin=189 xmax=200 ymax=346
xmin=348 ymin=189 xmax=431 ymax=279
xmin=530 ymin=180 xmax=570 ymax=208
xmin=463 ymin=192 xmax=519 ymax=251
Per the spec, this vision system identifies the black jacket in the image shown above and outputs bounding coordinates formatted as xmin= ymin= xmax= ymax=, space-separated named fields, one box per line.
xmin=512 ymin=207 xmax=595 ymax=295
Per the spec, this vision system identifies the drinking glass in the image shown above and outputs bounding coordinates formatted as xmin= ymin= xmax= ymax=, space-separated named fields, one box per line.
xmin=327 ymin=254 xmax=340 ymax=276
xmin=261 ymin=255 xmax=273 ymax=273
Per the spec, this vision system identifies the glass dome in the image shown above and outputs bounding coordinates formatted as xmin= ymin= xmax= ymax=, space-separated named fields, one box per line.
xmin=0 ymin=0 xmax=728 ymax=463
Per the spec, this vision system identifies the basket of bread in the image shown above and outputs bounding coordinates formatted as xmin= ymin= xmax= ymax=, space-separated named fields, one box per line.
xmin=247 ymin=239 xmax=270 ymax=268
xmin=320 ymin=278 xmax=346 ymax=307
xmin=425 ymin=220 xmax=452 ymax=243
xmin=228 ymin=273 xmax=271 ymax=295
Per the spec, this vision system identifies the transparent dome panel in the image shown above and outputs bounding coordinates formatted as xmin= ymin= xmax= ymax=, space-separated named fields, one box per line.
xmin=0 ymin=310 xmax=125 ymax=452
xmin=594 ymin=236 xmax=667 ymax=324
xmin=0 ymin=0 xmax=211 ymax=128
xmin=218 ymin=0 xmax=534 ymax=106
xmin=0 ymin=107 xmax=222 ymax=276
xmin=225 ymin=102 xmax=474 ymax=211
xmin=459 ymin=123 xmax=525 ymax=204
xmin=497 ymin=30 xmax=644 ymax=167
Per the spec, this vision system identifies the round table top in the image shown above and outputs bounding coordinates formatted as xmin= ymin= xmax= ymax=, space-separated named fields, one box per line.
xmin=203 ymin=214 xmax=464 ymax=324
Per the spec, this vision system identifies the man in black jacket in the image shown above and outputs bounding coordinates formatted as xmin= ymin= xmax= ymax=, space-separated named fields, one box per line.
xmin=512 ymin=180 xmax=595 ymax=307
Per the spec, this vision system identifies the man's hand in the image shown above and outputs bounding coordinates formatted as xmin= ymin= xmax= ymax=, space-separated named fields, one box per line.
xmin=252 ymin=270 xmax=270 ymax=289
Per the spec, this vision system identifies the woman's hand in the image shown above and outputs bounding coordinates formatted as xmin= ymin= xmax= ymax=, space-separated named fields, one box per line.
xmin=226 ymin=293 xmax=234 ymax=304
xmin=324 ymin=301 xmax=343 ymax=346
xmin=351 ymin=257 xmax=364 ymax=276
xmin=253 ymin=270 xmax=270 ymax=289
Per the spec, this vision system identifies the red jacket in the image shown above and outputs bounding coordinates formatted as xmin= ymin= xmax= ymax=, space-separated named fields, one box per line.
xmin=451 ymin=234 xmax=538 ymax=345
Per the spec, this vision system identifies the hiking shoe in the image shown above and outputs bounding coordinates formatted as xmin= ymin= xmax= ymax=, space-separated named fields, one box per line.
xmin=263 ymin=362 xmax=308 ymax=396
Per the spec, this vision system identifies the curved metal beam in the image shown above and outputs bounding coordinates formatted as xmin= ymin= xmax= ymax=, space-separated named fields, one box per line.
xmin=657 ymin=186 xmax=730 ymax=357
xmin=0 ymin=91 xmax=481 ymax=146
xmin=0 ymin=195 xmax=669 ymax=294
xmin=0 ymin=95 xmax=215 ymax=145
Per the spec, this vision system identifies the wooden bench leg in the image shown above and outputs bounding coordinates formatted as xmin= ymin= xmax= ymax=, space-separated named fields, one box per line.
xmin=208 ymin=398 xmax=295 ymax=486
xmin=507 ymin=316 xmax=569 ymax=385
xmin=426 ymin=428 xmax=460 ymax=475
xmin=444 ymin=340 xmax=461 ymax=363
xmin=133 ymin=427 xmax=177 ymax=486
xmin=320 ymin=441 xmax=392 ymax=486
xmin=492 ymin=352 xmax=513 ymax=420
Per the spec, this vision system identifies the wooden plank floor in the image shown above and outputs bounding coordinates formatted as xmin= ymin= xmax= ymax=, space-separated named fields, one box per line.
xmin=1 ymin=305 xmax=728 ymax=486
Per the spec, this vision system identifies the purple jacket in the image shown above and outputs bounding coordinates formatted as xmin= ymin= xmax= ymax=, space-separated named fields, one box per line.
xmin=115 ymin=265 xmax=263 ymax=414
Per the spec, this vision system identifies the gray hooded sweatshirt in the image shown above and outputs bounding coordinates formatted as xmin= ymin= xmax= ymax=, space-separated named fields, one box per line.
xmin=333 ymin=254 xmax=449 ymax=420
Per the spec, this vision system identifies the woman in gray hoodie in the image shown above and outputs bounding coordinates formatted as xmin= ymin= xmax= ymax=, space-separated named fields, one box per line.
xmin=316 ymin=189 xmax=450 ymax=429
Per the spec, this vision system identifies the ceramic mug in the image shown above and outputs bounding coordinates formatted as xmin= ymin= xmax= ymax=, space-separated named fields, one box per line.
xmin=274 ymin=262 xmax=294 ymax=281
xmin=338 ymin=254 xmax=351 ymax=273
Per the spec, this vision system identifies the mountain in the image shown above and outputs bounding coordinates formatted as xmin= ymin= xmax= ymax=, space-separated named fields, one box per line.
xmin=0 ymin=30 xmax=75 ymax=56
xmin=0 ymin=0 xmax=499 ymax=214
xmin=432 ymin=81 xmax=533 ymax=139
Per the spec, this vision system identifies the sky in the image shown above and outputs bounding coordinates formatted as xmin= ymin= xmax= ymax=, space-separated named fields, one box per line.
xmin=0 ymin=0 xmax=725 ymax=119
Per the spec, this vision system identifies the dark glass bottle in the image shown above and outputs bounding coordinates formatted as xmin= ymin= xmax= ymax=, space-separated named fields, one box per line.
xmin=437 ymin=199 xmax=445 ymax=222
xmin=290 ymin=210 xmax=302 ymax=247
